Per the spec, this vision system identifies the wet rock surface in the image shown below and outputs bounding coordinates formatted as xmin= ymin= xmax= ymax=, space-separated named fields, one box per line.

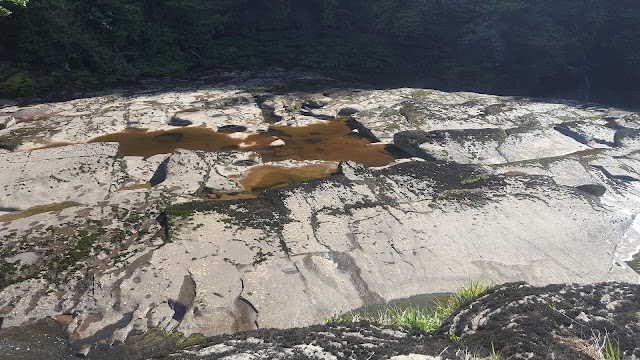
xmin=0 ymin=72 xmax=639 ymax=357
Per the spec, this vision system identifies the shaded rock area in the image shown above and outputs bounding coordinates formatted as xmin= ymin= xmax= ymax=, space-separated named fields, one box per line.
xmin=441 ymin=282 xmax=640 ymax=359
xmin=0 ymin=318 xmax=73 ymax=360
xmin=0 ymin=72 xmax=639 ymax=357
xmin=81 ymin=282 xmax=640 ymax=360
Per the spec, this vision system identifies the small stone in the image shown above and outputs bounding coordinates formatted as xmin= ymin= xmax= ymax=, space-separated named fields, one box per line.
xmin=233 ymin=159 xmax=259 ymax=167
xmin=169 ymin=116 xmax=193 ymax=127
xmin=76 ymin=344 xmax=92 ymax=357
xmin=338 ymin=107 xmax=360 ymax=116
xmin=281 ymin=265 xmax=299 ymax=274
xmin=218 ymin=125 xmax=248 ymax=133
xmin=270 ymin=139 xmax=286 ymax=147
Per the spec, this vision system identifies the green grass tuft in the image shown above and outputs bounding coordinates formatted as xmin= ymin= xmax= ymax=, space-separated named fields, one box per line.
xmin=330 ymin=280 xmax=494 ymax=335
xmin=379 ymin=306 xmax=443 ymax=332
xmin=490 ymin=342 xmax=502 ymax=360
xmin=604 ymin=335 xmax=623 ymax=360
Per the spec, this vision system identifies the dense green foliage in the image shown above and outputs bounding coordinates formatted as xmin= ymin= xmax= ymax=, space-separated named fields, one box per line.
xmin=0 ymin=0 xmax=639 ymax=105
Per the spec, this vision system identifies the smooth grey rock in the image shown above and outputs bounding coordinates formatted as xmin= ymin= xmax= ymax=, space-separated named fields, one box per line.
xmin=155 ymin=161 xmax=638 ymax=337
xmin=1 ymin=77 xmax=640 ymax=352
xmin=151 ymin=149 xmax=261 ymax=195
xmin=0 ymin=115 xmax=15 ymax=130
xmin=394 ymin=129 xmax=507 ymax=164
xmin=0 ymin=143 xmax=120 ymax=210
xmin=11 ymin=105 xmax=54 ymax=121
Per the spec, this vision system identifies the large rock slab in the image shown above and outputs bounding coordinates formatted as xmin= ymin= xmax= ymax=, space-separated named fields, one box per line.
xmin=0 ymin=88 xmax=268 ymax=150
xmin=3 ymin=158 xmax=637 ymax=352
xmin=1 ymin=74 xmax=640 ymax=356
xmin=0 ymin=143 xmax=120 ymax=211
xmin=158 ymin=160 xmax=639 ymax=336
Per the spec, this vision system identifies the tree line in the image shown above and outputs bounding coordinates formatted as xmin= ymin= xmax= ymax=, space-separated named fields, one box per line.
xmin=0 ymin=0 xmax=638 ymax=106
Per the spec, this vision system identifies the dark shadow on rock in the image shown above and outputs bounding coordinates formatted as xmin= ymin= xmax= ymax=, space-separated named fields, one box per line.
xmin=337 ymin=107 xmax=359 ymax=116
xmin=150 ymin=156 xmax=170 ymax=186
xmin=590 ymin=165 xmax=640 ymax=182
xmin=154 ymin=133 xmax=184 ymax=143
xmin=155 ymin=211 xmax=169 ymax=242
xmin=554 ymin=124 xmax=589 ymax=144
xmin=614 ymin=127 xmax=640 ymax=147
xmin=576 ymin=184 xmax=607 ymax=197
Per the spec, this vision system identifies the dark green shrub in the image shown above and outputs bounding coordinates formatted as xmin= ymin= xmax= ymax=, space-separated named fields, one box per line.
xmin=140 ymin=61 xmax=186 ymax=78
xmin=72 ymin=70 xmax=100 ymax=87
xmin=0 ymin=72 xmax=37 ymax=97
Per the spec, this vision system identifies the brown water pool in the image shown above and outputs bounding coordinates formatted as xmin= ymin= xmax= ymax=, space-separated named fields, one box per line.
xmin=90 ymin=120 xmax=398 ymax=167
xmin=240 ymin=163 xmax=337 ymax=192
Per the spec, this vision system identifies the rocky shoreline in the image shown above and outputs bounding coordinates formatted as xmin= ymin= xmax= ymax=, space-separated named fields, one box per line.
xmin=0 ymin=72 xmax=638 ymax=357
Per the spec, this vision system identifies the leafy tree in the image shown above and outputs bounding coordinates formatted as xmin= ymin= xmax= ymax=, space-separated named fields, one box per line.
xmin=0 ymin=0 xmax=638 ymax=105
xmin=0 ymin=0 xmax=27 ymax=16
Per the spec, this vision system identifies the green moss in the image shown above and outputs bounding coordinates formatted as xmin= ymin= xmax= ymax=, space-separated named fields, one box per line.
xmin=0 ymin=259 xmax=18 ymax=288
xmin=111 ymin=227 xmax=127 ymax=243
xmin=177 ymin=333 xmax=206 ymax=347
xmin=62 ymin=230 xmax=101 ymax=266
xmin=114 ymin=328 xmax=206 ymax=356
xmin=0 ymin=137 xmax=21 ymax=151
xmin=0 ymin=202 xmax=79 ymax=223
xmin=287 ymin=99 xmax=302 ymax=113
xmin=460 ymin=175 xmax=488 ymax=185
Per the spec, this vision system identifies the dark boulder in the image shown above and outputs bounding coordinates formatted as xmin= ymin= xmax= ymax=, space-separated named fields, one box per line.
xmin=218 ymin=125 xmax=248 ymax=133
xmin=169 ymin=116 xmax=193 ymax=127
xmin=338 ymin=107 xmax=359 ymax=116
